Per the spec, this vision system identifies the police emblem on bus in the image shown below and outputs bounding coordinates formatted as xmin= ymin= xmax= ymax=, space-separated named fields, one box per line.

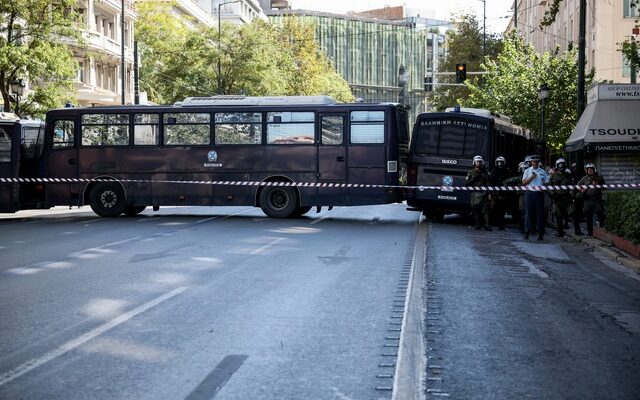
xmin=207 ymin=151 xmax=218 ymax=162
xmin=442 ymin=176 xmax=453 ymax=186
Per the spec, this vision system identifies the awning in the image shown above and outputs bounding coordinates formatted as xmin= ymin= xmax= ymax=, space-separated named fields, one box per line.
xmin=565 ymin=100 xmax=640 ymax=152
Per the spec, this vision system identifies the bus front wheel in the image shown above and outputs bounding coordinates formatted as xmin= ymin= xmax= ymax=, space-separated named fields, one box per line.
xmin=90 ymin=182 xmax=126 ymax=217
xmin=260 ymin=186 xmax=298 ymax=219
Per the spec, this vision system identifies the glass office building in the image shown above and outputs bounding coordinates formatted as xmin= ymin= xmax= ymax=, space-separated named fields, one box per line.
xmin=269 ymin=10 xmax=445 ymax=117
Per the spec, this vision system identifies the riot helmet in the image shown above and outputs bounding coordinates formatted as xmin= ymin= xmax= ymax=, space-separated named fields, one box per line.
xmin=584 ymin=162 xmax=597 ymax=174
xmin=517 ymin=162 xmax=527 ymax=173
xmin=473 ymin=155 xmax=484 ymax=167
xmin=495 ymin=156 xmax=506 ymax=168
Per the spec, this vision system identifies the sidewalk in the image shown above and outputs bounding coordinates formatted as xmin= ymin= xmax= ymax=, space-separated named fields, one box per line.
xmin=562 ymin=226 xmax=640 ymax=275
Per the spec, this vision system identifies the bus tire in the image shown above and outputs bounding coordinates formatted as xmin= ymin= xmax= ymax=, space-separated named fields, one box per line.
xmin=292 ymin=206 xmax=312 ymax=217
xmin=259 ymin=186 xmax=298 ymax=219
xmin=124 ymin=205 xmax=146 ymax=216
xmin=89 ymin=182 xmax=126 ymax=217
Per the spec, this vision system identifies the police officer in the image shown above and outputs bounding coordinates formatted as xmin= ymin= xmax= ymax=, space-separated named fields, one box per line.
xmin=522 ymin=155 xmax=549 ymax=240
xmin=465 ymin=155 xmax=492 ymax=231
xmin=548 ymin=158 xmax=582 ymax=237
xmin=490 ymin=156 xmax=512 ymax=230
xmin=577 ymin=163 xmax=606 ymax=236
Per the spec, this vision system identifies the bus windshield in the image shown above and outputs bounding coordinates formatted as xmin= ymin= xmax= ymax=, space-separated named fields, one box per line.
xmin=413 ymin=119 xmax=488 ymax=157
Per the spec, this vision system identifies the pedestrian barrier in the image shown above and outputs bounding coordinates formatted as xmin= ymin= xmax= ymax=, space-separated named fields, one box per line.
xmin=1 ymin=177 xmax=638 ymax=192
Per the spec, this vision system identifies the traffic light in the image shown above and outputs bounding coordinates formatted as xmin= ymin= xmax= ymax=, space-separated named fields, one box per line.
xmin=455 ymin=63 xmax=467 ymax=83
xmin=424 ymin=76 xmax=433 ymax=92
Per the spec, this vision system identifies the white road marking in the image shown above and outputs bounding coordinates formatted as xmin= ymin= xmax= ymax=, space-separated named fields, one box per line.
xmin=521 ymin=259 xmax=549 ymax=279
xmin=0 ymin=286 xmax=187 ymax=387
xmin=249 ymin=237 xmax=285 ymax=255
xmin=310 ymin=215 xmax=330 ymax=225
xmin=82 ymin=218 xmax=103 ymax=224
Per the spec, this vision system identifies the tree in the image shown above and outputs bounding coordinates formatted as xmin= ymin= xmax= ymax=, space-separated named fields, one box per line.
xmin=619 ymin=20 xmax=640 ymax=78
xmin=274 ymin=18 xmax=352 ymax=101
xmin=463 ymin=33 xmax=594 ymax=155
xmin=430 ymin=13 xmax=502 ymax=111
xmin=135 ymin=1 xmax=193 ymax=104
xmin=135 ymin=4 xmax=353 ymax=104
xmin=539 ymin=0 xmax=563 ymax=28
xmin=0 ymin=0 xmax=79 ymax=116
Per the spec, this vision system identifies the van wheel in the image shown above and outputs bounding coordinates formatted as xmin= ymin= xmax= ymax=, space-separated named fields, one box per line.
xmin=124 ymin=206 xmax=146 ymax=216
xmin=90 ymin=182 xmax=126 ymax=217
xmin=260 ymin=186 xmax=298 ymax=219
xmin=424 ymin=211 xmax=445 ymax=223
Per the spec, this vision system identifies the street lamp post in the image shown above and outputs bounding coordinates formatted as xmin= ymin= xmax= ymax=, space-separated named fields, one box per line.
xmin=218 ymin=0 xmax=241 ymax=95
xmin=10 ymin=79 xmax=26 ymax=116
xmin=478 ymin=0 xmax=486 ymax=57
xmin=538 ymin=83 xmax=551 ymax=166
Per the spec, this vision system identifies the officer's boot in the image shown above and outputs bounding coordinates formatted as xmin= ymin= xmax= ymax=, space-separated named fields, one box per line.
xmin=573 ymin=218 xmax=583 ymax=235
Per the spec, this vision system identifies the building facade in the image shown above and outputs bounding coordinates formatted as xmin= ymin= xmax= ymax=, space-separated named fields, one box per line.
xmin=508 ymin=0 xmax=639 ymax=83
xmin=197 ymin=0 xmax=267 ymax=25
xmin=70 ymin=0 xmax=137 ymax=107
xmin=268 ymin=9 xmax=446 ymax=115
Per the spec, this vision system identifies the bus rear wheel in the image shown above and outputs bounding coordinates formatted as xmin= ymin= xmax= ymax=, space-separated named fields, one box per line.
xmin=260 ymin=186 xmax=298 ymax=219
xmin=292 ymin=206 xmax=312 ymax=217
xmin=89 ymin=182 xmax=126 ymax=217
xmin=124 ymin=205 xmax=146 ymax=216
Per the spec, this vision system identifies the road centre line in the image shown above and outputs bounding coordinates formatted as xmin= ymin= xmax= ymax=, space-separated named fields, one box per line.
xmin=0 ymin=286 xmax=187 ymax=387
xmin=392 ymin=215 xmax=427 ymax=400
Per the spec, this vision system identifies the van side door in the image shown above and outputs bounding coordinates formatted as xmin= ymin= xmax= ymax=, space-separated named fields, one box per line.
xmin=45 ymin=116 xmax=79 ymax=206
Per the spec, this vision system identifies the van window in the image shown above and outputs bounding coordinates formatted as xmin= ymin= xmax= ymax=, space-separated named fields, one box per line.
xmin=413 ymin=119 xmax=487 ymax=157
xmin=52 ymin=120 xmax=75 ymax=148
xmin=0 ymin=127 xmax=11 ymax=162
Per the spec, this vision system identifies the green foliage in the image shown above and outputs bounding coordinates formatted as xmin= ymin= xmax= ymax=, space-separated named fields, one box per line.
xmin=135 ymin=4 xmax=353 ymax=104
xmin=539 ymin=0 xmax=563 ymax=28
xmin=605 ymin=191 xmax=640 ymax=244
xmin=462 ymin=33 xmax=594 ymax=156
xmin=0 ymin=0 xmax=79 ymax=117
xmin=619 ymin=20 xmax=640 ymax=76
xmin=430 ymin=13 xmax=502 ymax=112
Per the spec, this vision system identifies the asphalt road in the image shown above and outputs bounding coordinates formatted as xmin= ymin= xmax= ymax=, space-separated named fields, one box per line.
xmin=2 ymin=206 xmax=639 ymax=400
xmin=423 ymin=216 xmax=640 ymax=399
xmin=0 ymin=205 xmax=419 ymax=400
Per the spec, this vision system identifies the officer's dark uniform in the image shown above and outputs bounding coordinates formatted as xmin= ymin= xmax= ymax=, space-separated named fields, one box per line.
xmin=490 ymin=164 xmax=512 ymax=230
xmin=548 ymin=168 xmax=581 ymax=237
xmin=577 ymin=172 xmax=606 ymax=236
xmin=465 ymin=165 xmax=491 ymax=230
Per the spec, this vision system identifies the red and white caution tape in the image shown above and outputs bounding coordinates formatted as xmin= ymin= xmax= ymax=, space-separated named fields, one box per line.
xmin=1 ymin=177 xmax=639 ymax=192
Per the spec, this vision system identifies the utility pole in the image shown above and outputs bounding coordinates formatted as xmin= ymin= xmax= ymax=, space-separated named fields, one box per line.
xmin=134 ymin=40 xmax=139 ymax=105
xmin=514 ymin=0 xmax=518 ymax=31
xmin=218 ymin=0 xmax=241 ymax=95
xmin=631 ymin=40 xmax=638 ymax=84
xmin=121 ymin=0 xmax=126 ymax=105
xmin=482 ymin=0 xmax=486 ymax=57
xmin=577 ymin=0 xmax=587 ymax=118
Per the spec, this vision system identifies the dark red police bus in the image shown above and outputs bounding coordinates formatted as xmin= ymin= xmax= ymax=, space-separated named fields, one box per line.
xmin=2 ymin=96 xmax=409 ymax=218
